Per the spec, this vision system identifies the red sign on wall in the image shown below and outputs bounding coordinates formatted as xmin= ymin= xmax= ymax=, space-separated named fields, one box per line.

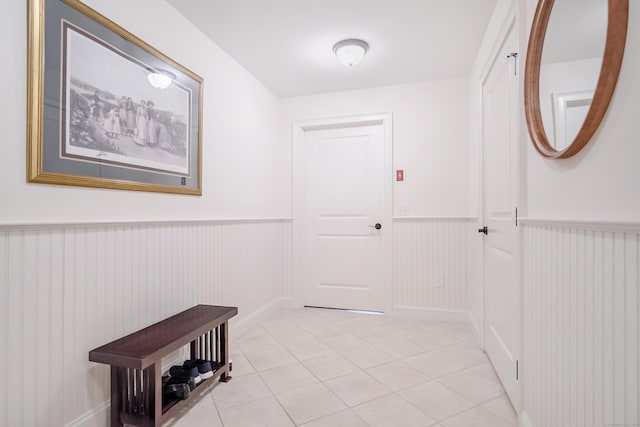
xmin=396 ymin=170 xmax=404 ymax=181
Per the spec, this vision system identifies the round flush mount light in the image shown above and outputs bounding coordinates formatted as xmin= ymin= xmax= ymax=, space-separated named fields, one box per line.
xmin=147 ymin=69 xmax=176 ymax=89
xmin=333 ymin=39 xmax=369 ymax=67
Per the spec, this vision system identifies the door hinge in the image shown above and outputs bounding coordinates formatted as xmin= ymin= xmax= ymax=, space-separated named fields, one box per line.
xmin=516 ymin=360 xmax=519 ymax=380
xmin=515 ymin=206 xmax=518 ymax=227
xmin=507 ymin=52 xmax=518 ymax=76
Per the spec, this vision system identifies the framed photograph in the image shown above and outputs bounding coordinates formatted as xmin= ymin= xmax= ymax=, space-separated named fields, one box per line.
xmin=27 ymin=0 xmax=203 ymax=195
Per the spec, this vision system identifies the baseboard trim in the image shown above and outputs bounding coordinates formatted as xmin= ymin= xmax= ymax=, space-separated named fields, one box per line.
xmin=230 ymin=296 xmax=294 ymax=337
xmin=519 ymin=410 xmax=533 ymax=427
xmin=467 ymin=311 xmax=484 ymax=348
xmin=391 ymin=305 xmax=468 ymax=323
xmin=65 ymin=402 xmax=109 ymax=427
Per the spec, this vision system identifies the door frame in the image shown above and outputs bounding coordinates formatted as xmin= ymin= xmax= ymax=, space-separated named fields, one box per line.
xmin=292 ymin=113 xmax=394 ymax=314
xmin=478 ymin=9 xmax=524 ymax=412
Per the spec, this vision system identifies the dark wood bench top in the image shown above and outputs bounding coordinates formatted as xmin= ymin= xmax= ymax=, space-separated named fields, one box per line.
xmin=89 ymin=304 xmax=237 ymax=369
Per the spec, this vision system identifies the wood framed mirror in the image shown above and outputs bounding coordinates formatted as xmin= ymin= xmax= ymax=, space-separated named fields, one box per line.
xmin=524 ymin=0 xmax=628 ymax=159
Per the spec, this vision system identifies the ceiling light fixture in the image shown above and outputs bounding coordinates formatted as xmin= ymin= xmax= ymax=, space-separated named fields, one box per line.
xmin=147 ymin=69 xmax=176 ymax=89
xmin=333 ymin=39 xmax=369 ymax=67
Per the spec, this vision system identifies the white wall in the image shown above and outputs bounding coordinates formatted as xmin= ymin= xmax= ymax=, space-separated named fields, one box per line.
xmin=393 ymin=218 xmax=471 ymax=317
xmin=282 ymin=79 xmax=471 ymax=217
xmin=517 ymin=1 xmax=640 ymax=426
xmin=468 ymin=0 xmax=640 ymax=425
xmin=1 ymin=0 xmax=290 ymax=223
xmin=524 ymin=1 xmax=640 ymax=222
xmin=0 ymin=0 xmax=293 ymax=425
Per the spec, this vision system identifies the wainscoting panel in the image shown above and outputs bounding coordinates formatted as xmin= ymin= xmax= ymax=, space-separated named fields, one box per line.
xmin=393 ymin=218 xmax=471 ymax=315
xmin=0 ymin=219 xmax=292 ymax=426
xmin=522 ymin=220 xmax=639 ymax=427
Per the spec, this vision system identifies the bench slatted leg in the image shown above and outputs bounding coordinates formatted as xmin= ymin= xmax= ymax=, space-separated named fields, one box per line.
xmin=110 ymin=367 xmax=123 ymax=426
xmin=220 ymin=321 xmax=231 ymax=382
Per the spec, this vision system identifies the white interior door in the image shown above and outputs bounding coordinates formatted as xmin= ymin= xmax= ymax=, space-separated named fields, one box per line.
xmin=304 ymin=124 xmax=385 ymax=312
xmin=481 ymin=23 xmax=520 ymax=409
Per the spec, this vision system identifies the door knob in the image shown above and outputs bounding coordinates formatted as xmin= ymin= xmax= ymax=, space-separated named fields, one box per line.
xmin=478 ymin=226 xmax=488 ymax=235
xmin=368 ymin=223 xmax=382 ymax=230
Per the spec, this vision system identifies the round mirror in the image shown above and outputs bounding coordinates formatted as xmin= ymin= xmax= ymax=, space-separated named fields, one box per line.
xmin=524 ymin=0 xmax=628 ymax=159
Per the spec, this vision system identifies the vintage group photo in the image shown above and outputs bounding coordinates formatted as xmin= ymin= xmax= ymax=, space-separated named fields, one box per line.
xmin=62 ymin=22 xmax=192 ymax=176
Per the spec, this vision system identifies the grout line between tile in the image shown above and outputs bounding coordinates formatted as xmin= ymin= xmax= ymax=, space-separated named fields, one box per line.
xmin=171 ymin=307 xmax=509 ymax=426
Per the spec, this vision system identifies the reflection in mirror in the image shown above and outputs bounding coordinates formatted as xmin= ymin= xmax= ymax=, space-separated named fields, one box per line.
xmin=538 ymin=0 xmax=607 ymax=150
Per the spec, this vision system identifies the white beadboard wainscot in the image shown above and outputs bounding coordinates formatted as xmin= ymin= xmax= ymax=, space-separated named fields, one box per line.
xmin=0 ymin=219 xmax=292 ymax=427
xmin=521 ymin=219 xmax=639 ymax=427
xmin=392 ymin=217 xmax=473 ymax=321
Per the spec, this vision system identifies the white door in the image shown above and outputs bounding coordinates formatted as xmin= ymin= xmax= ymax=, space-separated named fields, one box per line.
xmin=304 ymin=124 xmax=385 ymax=312
xmin=481 ymin=23 xmax=520 ymax=409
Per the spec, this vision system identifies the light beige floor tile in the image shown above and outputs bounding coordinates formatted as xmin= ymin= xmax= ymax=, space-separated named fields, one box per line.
xmin=169 ymin=307 xmax=511 ymax=427
xmin=304 ymin=307 xmax=356 ymax=321
xmin=302 ymin=353 xmax=360 ymax=381
xmin=322 ymin=333 xmax=367 ymax=353
xmin=165 ymin=394 xmax=222 ymax=427
xmin=284 ymin=339 xmax=334 ymax=361
xmin=440 ymin=405 xmax=518 ymax=427
xmin=481 ymin=394 xmax=517 ymax=422
xmin=228 ymin=352 xmax=256 ymax=377
xmin=398 ymin=381 xmax=476 ymax=421
xmin=236 ymin=326 xmax=271 ymax=340
xmin=354 ymin=394 xmax=437 ymax=426
xmin=364 ymin=334 xmax=427 ymax=358
xmin=259 ymin=362 xmax=319 ymax=395
xmin=380 ymin=319 xmax=439 ymax=334
xmin=267 ymin=308 xmax=313 ymax=323
xmin=341 ymin=343 xmax=396 ymax=369
xmin=397 ymin=328 xmax=453 ymax=348
xmin=236 ymin=332 xmax=282 ymax=355
xmin=436 ymin=325 xmax=475 ymax=342
xmin=266 ymin=323 xmax=317 ymax=346
xmin=438 ymin=340 xmax=489 ymax=367
xmin=436 ymin=368 xmax=505 ymax=404
xmin=243 ymin=345 xmax=298 ymax=371
xmin=262 ymin=318 xmax=297 ymax=331
xmin=299 ymin=409 xmax=368 ymax=427
xmin=167 ymin=409 xmax=223 ymax=427
xmin=219 ymin=395 xmax=294 ymax=427
xmin=211 ymin=372 xmax=271 ymax=410
xmin=276 ymin=383 xmax=347 ymax=425
xmin=299 ymin=319 xmax=346 ymax=339
xmin=366 ymin=361 xmax=430 ymax=391
xmin=403 ymin=350 xmax=467 ymax=378
xmin=336 ymin=314 xmax=393 ymax=332
xmin=389 ymin=331 xmax=439 ymax=351
xmin=468 ymin=361 xmax=502 ymax=385
xmin=235 ymin=327 xmax=271 ymax=348
xmin=324 ymin=370 xmax=391 ymax=407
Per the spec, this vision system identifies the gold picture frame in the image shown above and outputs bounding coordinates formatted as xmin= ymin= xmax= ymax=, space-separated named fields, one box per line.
xmin=27 ymin=0 xmax=203 ymax=195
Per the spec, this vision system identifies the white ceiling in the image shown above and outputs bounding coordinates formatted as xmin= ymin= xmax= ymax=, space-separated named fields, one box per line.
xmin=167 ymin=0 xmax=499 ymax=98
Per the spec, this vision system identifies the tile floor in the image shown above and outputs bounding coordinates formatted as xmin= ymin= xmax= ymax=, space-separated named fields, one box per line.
xmin=166 ymin=307 xmax=518 ymax=427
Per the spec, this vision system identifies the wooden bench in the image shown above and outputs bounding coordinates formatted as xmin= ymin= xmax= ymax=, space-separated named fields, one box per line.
xmin=89 ymin=304 xmax=237 ymax=426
